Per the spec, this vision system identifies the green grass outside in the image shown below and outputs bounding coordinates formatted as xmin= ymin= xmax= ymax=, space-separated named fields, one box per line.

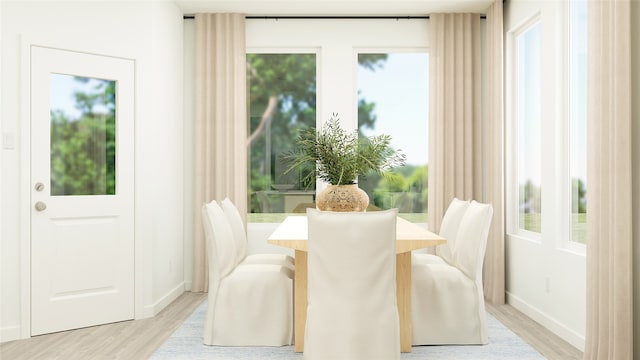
xmin=248 ymin=211 xmax=427 ymax=224
xmin=519 ymin=213 xmax=541 ymax=233
xmin=250 ymin=212 xmax=586 ymax=245
xmin=571 ymin=213 xmax=586 ymax=244
xmin=519 ymin=212 xmax=586 ymax=244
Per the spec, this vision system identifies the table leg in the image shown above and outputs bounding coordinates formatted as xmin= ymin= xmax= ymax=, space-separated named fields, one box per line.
xmin=396 ymin=252 xmax=412 ymax=352
xmin=294 ymin=250 xmax=307 ymax=352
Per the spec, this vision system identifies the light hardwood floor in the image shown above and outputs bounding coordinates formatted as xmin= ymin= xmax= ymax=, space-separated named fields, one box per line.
xmin=1 ymin=291 xmax=582 ymax=359
xmin=0 ymin=292 xmax=206 ymax=360
xmin=486 ymin=302 xmax=583 ymax=360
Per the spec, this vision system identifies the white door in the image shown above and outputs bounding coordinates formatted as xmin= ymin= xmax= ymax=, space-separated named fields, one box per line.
xmin=30 ymin=46 xmax=135 ymax=336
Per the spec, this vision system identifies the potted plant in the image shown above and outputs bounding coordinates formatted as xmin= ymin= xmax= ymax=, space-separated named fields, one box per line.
xmin=283 ymin=113 xmax=406 ymax=211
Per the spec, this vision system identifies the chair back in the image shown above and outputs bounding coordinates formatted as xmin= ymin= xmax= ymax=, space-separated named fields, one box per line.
xmin=202 ymin=200 xmax=294 ymax=347
xmin=201 ymin=203 xmax=221 ymax=287
xmin=204 ymin=201 xmax=238 ymax=279
xmin=452 ymin=200 xmax=493 ymax=281
xmin=304 ymin=208 xmax=400 ymax=360
xmin=435 ymin=198 xmax=470 ymax=264
xmin=220 ymin=197 xmax=248 ymax=265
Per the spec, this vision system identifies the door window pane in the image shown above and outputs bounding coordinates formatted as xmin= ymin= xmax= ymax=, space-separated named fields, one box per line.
xmin=516 ymin=23 xmax=542 ymax=233
xmin=569 ymin=0 xmax=587 ymax=244
xmin=50 ymin=74 xmax=116 ymax=196
xmin=357 ymin=53 xmax=429 ymax=223
xmin=247 ymin=54 xmax=317 ymax=221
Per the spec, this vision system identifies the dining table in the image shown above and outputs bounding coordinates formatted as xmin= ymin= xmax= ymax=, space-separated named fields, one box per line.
xmin=267 ymin=214 xmax=446 ymax=353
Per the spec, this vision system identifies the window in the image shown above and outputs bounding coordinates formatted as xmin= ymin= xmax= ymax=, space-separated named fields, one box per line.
xmin=245 ymin=19 xmax=429 ymax=223
xmin=569 ymin=0 xmax=587 ymax=244
xmin=357 ymin=52 xmax=429 ymax=222
xmin=515 ymin=21 xmax=542 ymax=234
xmin=504 ymin=4 xmax=587 ymax=337
xmin=50 ymin=74 xmax=116 ymax=196
xmin=247 ymin=53 xmax=317 ymax=220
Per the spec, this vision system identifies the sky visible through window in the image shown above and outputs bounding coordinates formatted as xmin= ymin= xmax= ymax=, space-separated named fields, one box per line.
xmin=516 ymin=22 xmax=542 ymax=232
xmin=570 ymin=0 xmax=587 ymax=187
xmin=517 ymin=24 xmax=541 ymax=190
xmin=358 ymin=53 xmax=429 ymax=167
xmin=514 ymin=7 xmax=587 ymax=192
xmin=570 ymin=0 xmax=587 ymax=244
xmin=357 ymin=53 xmax=429 ymax=220
xmin=50 ymin=74 xmax=111 ymax=119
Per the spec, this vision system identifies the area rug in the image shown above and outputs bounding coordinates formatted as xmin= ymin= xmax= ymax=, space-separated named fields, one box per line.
xmin=151 ymin=300 xmax=544 ymax=360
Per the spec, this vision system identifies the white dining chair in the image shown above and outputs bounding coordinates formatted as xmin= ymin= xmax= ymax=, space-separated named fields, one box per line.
xmin=411 ymin=200 xmax=493 ymax=345
xmin=202 ymin=200 xmax=293 ymax=346
xmin=304 ymin=208 xmax=400 ymax=360
xmin=220 ymin=197 xmax=295 ymax=270
xmin=413 ymin=197 xmax=470 ymax=265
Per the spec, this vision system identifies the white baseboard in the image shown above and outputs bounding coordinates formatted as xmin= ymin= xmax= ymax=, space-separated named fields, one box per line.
xmin=2 ymin=285 xmax=186 ymax=342
xmin=184 ymin=280 xmax=192 ymax=291
xmin=506 ymin=291 xmax=585 ymax=351
xmin=139 ymin=282 xmax=185 ymax=319
xmin=152 ymin=282 xmax=185 ymax=316
xmin=0 ymin=325 xmax=22 ymax=343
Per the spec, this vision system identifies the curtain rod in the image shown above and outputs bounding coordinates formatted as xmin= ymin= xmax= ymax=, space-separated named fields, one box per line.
xmin=183 ymin=15 xmax=487 ymax=20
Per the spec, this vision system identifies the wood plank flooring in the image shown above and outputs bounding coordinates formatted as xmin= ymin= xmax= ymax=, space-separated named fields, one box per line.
xmin=0 ymin=292 xmax=206 ymax=360
xmin=486 ymin=302 xmax=583 ymax=360
xmin=1 ymin=292 xmax=582 ymax=359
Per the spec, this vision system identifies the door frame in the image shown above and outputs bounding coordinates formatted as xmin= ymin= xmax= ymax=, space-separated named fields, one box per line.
xmin=19 ymin=37 xmax=142 ymax=339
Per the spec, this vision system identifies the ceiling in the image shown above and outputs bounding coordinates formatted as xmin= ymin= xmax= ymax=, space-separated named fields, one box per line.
xmin=174 ymin=0 xmax=495 ymax=16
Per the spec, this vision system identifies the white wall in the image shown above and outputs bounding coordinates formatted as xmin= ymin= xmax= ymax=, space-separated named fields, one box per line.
xmin=183 ymin=19 xmax=195 ymax=290
xmin=632 ymin=1 xmax=640 ymax=358
xmin=0 ymin=0 xmax=184 ymax=342
xmin=504 ymin=0 xmax=585 ymax=350
xmin=148 ymin=0 xmax=185 ymax=311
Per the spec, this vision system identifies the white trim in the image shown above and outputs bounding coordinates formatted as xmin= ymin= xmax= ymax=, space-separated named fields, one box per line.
xmin=19 ymin=34 xmax=32 ymax=340
xmin=509 ymin=11 xmax=542 ymax=39
xmin=563 ymin=239 xmax=586 ymax=255
xmin=151 ymin=282 xmax=185 ymax=316
xmin=506 ymin=291 xmax=585 ymax=351
xmin=505 ymin=12 xmax=542 ymax=242
xmin=0 ymin=326 xmax=22 ymax=343
xmin=564 ymin=0 xmax=587 ymax=254
xmin=246 ymin=47 xmax=319 ymax=54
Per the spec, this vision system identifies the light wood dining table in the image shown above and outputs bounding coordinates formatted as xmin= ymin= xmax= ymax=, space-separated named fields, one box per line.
xmin=267 ymin=215 xmax=446 ymax=353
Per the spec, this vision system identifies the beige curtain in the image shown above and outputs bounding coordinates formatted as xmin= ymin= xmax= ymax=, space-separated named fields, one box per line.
xmin=482 ymin=0 xmax=505 ymax=304
xmin=192 ymin=13 xmax=248 ymax=292
xmin=427 ymin=13 xmax=482 ymax=233
xmin=428 ymin=10 xmax=504 ymax=304
xmin=584 ymin=0 xmax=633 ymax=358
xmin=428 ymin=14 xmax=482 ymax=228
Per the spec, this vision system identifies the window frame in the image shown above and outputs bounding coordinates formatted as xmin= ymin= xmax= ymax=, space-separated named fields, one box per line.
xmin=565 ymin=0 xmax=588 ymax=252
xmin=507 ymin=13 xmax=543 ymax=242
xmin=507 ymin=9 xmax=587 ymax=255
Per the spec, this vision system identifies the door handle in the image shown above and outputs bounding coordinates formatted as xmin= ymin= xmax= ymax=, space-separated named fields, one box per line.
xmin=34 ymin=182 xmax=45 ymax=192
xmin=35 ymin=201 xmax=47 ymax=212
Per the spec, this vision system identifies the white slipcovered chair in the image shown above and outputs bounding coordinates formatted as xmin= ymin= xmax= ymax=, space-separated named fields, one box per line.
xmin=220 ymin=197 xmax=295 ymax=270
xmin=413 ymin=197 xmax=470 ymax=265
xmin=202 ymin=200 xmax=293 ymax=346
xmin=412 ymin=200 xmax=493 ymax=345
xmin=304 ymin=208 xmax=400 ymax=360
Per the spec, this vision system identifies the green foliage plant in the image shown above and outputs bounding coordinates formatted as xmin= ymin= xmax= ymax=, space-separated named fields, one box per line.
xmin=283 ymin=113 xmax=406 ymax=187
